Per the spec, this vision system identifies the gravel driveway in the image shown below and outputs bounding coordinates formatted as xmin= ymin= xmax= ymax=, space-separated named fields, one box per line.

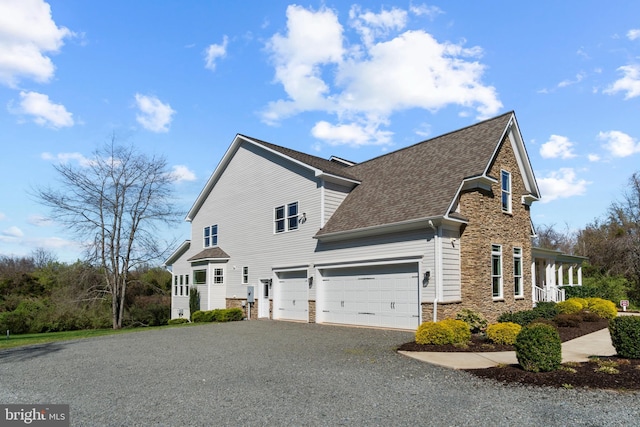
xmin=0 ymin=320 xmax=638 ymax=426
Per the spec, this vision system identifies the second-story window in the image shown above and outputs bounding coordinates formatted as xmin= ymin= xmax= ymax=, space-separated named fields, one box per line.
xmin=275 ymin=202 xmax=298 ymax=233
xmin=501 ymin=170 xmax=512 ymax=213
xmin=204 ymin=224 xmax=218 ymax=247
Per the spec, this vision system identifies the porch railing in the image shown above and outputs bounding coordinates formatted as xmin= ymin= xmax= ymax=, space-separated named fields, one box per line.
xmin=533 ymin=285 xmax=566 ymax=304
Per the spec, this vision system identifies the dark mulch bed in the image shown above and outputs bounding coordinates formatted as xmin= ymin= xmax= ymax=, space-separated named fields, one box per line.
xmin=398 ymin=319 xmax=640 ymax=391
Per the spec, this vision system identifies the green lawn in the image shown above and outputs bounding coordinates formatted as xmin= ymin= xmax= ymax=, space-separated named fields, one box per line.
xmin=0 ymin=323 xmax=194 ymax=350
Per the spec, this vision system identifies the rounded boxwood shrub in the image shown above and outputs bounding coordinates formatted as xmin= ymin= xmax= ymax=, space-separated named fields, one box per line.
xmin=486 ymin=322 xmax=521 ymax=345
xmin=439 ymin=319 xmax=471 ymax=344
xmin=585 ymin=298 xmax=617 ymax=319
xmin=455 ymin=308 xmax=488 ymax=334
xmin=609 ymin=316 xmax=640 ymax=358
xmin=191 ymin=310 xmax=206 ymax=323
xmin=556 ymin=299 xmax=583 ymax=315
xmin=515 ymin=323 xmax=562 ymax=372
xmin=415 ymin=321 xmax=454 ymax=345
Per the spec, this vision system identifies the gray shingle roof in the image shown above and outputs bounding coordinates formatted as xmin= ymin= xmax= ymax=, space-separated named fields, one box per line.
xmin=187 ymin=247 xmax=230 ymax=261
xmin=316 ymin=112 xmax=514 ymax=236
xmin=239 ymin=135 xmax=360 ymax=182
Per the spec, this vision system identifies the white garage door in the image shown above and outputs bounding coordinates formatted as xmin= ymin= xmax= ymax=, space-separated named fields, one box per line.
xmin=274 ymin=270 xmax=308 ymax=322
xmin=319 ymin=264 xmax=420 ymax=330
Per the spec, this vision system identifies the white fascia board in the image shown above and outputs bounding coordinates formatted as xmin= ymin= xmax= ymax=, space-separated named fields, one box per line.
xmin=317 ymin=171 xmax=360 ymax=186
xmin=314 ymin=216 xmax=446 ymax=242
xmin=487 ymin=114 xmax=541 ymax=200
xmin=164 ymin=240 xmax=191 ymax=267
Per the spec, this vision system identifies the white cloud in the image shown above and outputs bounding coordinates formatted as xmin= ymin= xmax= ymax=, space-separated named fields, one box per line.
xmin=627 ymin=29 xmax=640 ymax=40
xmin=11 ymin=91 xmax=74 ymax=128
xmin=204 ymin=35 xmax=228 ymax=71
xmin=41 ymin=151 xmax=93 ymax=166
xmin=538 ymin=168 xmax=589 ymax=203
xmin=262 ymin=5 xmax=501 ymax=146
xmin=28 ymin=214 xmax=53 ymax=227
xmin=311 ymin=120 xmax=393 ymax=146
xmin=604 ymin=64 xmax=640 ymax=99
xmin=349 ymin=5 xmax=407 ymax=47
xmin=2 ymin=226 xmax=24 ymax=238
xmin=557 ymin=72 xmax=585 ymax=88
xmin=134 ymin=93 xmax=175 ymax=133
xmin=169 ymin=165 xmax=196 ymax=182
xmin=539 ymin=135 xmax=577 ymax=159
xmin=587 ymin=153 xmax=600 ymax=162
xmin=598 ymin=130 xmax=640 ymax=157
xmin=0 ymin=0 xmax=73 ymax=87
xmin=409 ymin=4 xmax=444 ymax=19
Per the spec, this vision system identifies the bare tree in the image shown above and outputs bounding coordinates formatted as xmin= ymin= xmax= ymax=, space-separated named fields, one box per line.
xmin=36 ymin=141 xmax=179 ymax=328
xmin=532 ymin=222 xmax=577 ymax=254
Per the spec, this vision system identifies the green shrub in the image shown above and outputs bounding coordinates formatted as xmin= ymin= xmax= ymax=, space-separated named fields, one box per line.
xmin=515 ymin=323 xmax=562 ymax=372
xmin=190 ymin=308 xmax=244 ymax=323
xmin=189 ymin=287 xmax=200 ymax=321
xmin=609 ymin=316 xmax=640 ymax=359
xmin=553 ymin=313 xmax=581 ymax=328
xmin=455 ymin=308 xmax=488 ymax=334
xmin=191 ymin=310 xmax=206 ymax=322
xmin=563 ymin=273 xmax=629 ymax=304
xmin=585 ymin=298 xmax=617 ymax=319
xmin=223 ymin=308 xmax=244 ymax=322
xmin=498 ymin=303 xmax=559 ymax=327
xmin=415 ymin=321 xmax=454 ymax=345
xmin=486 ymin=322 xmax=521 ymax=345
xmin=167 ymin=318 xmax=189 ymax=325
xmin=556 ymin=299 xmax=583 ymax=315
xmin=439 ymin=319 xmax=471 ymax=344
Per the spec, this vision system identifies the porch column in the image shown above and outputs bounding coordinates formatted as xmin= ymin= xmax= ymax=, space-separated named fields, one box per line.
xmin=567 ymin=265 xmax=574 ymax=286
xmin=557 ymin=262 xmax=563 ymax=287
xmin=577 ymin=265 xmax=583 ymax=286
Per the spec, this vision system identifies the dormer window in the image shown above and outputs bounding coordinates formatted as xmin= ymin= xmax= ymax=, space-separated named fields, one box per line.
xmin=501 ymin=170 xmax=512 ymax=213
xmin=204 ymin=224 xmax=218 ymax=247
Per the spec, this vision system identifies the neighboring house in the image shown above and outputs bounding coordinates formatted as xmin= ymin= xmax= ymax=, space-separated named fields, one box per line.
xmin=164 ymin=111 xmax=584 ymax=329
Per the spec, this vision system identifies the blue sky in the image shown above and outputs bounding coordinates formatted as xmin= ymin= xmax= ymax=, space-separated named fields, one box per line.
xmin=2 ymin=1 xmax=640 ymax=262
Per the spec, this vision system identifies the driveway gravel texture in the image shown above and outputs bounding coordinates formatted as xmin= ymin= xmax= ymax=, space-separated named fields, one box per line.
xmin=0 ymin=320 xmax=638 ymax=426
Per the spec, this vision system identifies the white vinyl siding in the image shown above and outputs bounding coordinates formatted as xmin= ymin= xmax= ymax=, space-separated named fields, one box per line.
xmin=323 ymin=180 xmax=352 ymax=226
xmin=187 ymin=141 xmax=322 ymax=301
xmin=441 ymin=227 xmax=461 ymax=301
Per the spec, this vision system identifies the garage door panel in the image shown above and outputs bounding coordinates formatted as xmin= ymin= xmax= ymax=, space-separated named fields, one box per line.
xmin=275 ymin=274 xmax=308 ymax=322
xmin=319 ymin=264 xmax=419 ymax=330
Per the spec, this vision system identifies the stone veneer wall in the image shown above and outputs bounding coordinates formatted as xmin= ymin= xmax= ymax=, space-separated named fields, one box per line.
xmin=423 ymin=136 xmax=534 ymax=323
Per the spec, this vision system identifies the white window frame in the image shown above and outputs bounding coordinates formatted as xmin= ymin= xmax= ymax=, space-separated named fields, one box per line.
xmin=204 ymin=224 xmax=218 ymax=248
xmin=513 ymin=247 xmax=523 ymax=298
xmin=174 ymin=275 xmax=178 ymax=296
xmin=491 ymin=244 xmax=503 ymax=299
xmin=242 ymin=266 xmax=249 ymax=284
xmin=214 ymin=268 xmax=224 ymax=284
xmin=501 ymin=170 xmax=512 ymax=213
xmin=274 ymin=202 xmax=299 ymax=233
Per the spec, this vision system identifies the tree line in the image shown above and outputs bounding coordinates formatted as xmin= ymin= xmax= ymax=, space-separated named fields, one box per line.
xmin=0 ymin=249 xmax=171 ymax=334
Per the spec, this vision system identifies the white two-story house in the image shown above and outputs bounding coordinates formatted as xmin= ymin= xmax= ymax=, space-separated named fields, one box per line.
xmin=165 ymin=111 xmax=584 ymax=329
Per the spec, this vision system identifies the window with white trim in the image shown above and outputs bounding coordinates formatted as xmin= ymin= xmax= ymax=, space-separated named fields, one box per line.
xmin=242 ymin=266 xmax=249 ymax=284
xmin=174 ymin=276 xmax=178 ymax=296
xmin=275 ymin=202 xmax=298 ymax=233
xmin=179 ymin=274 xmax=184 ymax=296
xmin=513 ymin=247 xmax=523 ymax=297
xmin=194 ymin=269 xmax=206 ymax=285
xmin=185 ymin=274 xmax=189 ymax=297
xmin=501 ymin=170 xmax=512 ymax=213
xmin=492 ymin=244 xmax=503 ymax=298
xmin=214 ymin=268 xmax=224 ymax=284
xmin=204 ymin=224 xmax=218 ymax=247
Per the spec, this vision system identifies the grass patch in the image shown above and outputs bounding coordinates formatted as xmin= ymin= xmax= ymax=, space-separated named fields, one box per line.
xmin=0 ymin=323 xmax=196 ymax=350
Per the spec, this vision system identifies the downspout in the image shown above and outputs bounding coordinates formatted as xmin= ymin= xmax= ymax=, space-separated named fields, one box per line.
xmin=427 ymin=221 xmax=439 ymax=322
xmin=434 ymin=225 xmax=443 ymax=322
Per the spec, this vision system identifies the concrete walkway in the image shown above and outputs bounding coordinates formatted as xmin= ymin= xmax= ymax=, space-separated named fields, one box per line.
xmin=399 ymin=327 xmax=616 ymax=369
